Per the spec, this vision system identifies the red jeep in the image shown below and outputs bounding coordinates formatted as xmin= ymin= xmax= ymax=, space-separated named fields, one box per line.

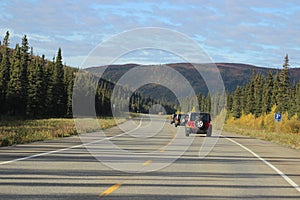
xmin=185 ymin=112 xmax=212 ymax=137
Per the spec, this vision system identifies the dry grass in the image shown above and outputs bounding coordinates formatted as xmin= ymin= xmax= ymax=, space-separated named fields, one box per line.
xmin=0 ymin=117 xmax=126 ymax=147
xmin=223 ymin=124 xmax=300 ymax=150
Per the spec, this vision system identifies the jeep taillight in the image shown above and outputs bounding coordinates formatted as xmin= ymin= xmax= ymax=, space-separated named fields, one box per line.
xmin=187 ymin=121 xmax=195 ymax=128
xmin=204 ymin=122 xmax=210 ymax=128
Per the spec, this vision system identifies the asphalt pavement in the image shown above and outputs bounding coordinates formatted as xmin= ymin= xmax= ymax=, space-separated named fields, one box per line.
xmin=0 ymin=115 xmax=299 ymax=199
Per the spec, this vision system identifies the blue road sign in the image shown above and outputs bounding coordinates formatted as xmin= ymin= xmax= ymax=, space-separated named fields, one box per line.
xmin=274 ymin=113 xmax=282 ymax=122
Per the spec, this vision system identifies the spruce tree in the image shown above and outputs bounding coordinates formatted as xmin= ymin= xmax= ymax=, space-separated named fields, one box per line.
xmin=45 ymin=57 xmax=55 ymax=116
xmin=211 ymin=93 xmax=220 ymax=116
xmin=226 ymin=92 xmax=233 ymax=112
xmin=27 ymin=57 xmax=45 ymax=116
xmin=19 ymin=35 xmax=30 ymax=114
xmin=295 ymin=83 xmax=300 ymax=120
xmin=262 ymin=70 xmax=274 ymax=114
xmin=0 ymin=41 xmax=2 ymax=63
xmin=277 ymin=54 xmax=290 ymax=113
xmin=39 ymin=55 xmax=47 ymax=112
xmin=52 ymin=48 xmax=66 ymax=117
xmin=7 ymin=44 xmax=22 ymax=115
xmin=27 ymin=59 xmax=37 ymax=115
xmin=0 ymin=42 xmax=2 ymax=64
xmin=205 ymin=93 xmax=211 ymax=113
xmin=245 ymin=81 xmax=255 ymax=114
xmin=232 ymin=86 xmax=242 ymax=119
xmin=272 ymin=70 xmax=280 ymax=108
xmin=253 ymin=73 xmax=264 ymax=117
xmin=0 ymin=31 xmax=11 ymax=114
xmin=288 ymin=86 xmax=296 ymax=118
xmin=65 ymin=68 xmax=75 ymax=116
xmin=240 ymin=86 xmax=247 ymax=113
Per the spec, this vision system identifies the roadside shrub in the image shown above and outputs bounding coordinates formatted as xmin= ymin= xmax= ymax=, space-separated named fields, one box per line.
xmin=0 ymin=137 xmax=12 ymax=146
xmin=225 ymin=105 xmax=300 ymax=149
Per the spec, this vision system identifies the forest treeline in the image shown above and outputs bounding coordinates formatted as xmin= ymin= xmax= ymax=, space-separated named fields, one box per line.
xmin=0 ymin=31 xmax=131 ymax=118
xmin=177 ymin=54 xmax=300 ymax=122
xmin=1 ymin=31 xmax=299 ymax=119
xmin=0 ymin=31 xmax=173 ymax=118
xmin=0 ymin=31 xmax=76 ymax=117
xmin=227 ymin=54 xmax=300 ymax=120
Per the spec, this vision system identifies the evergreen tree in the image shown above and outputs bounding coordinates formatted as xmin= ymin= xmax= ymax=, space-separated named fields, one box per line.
xmin=101 ymin=81 xmax=107 ymax=114
xmin=52 ymin=48 xmax=66 ymax=116
xmin=240 ymin=86 xmax=247 ymax=113
xmin=277 ymin=54 xmax=290 ymax=113
xmin=253 ymin=73 xmax=264 ymax=117
xmin=19 ymin=35 xmax=30 ymax=114
xmin=198 ymin=94 xmax=205 ymax=111
xmin=0 ymin=31 xmax=11 ymax=114
xmin=226 ymin=92 xmax=233 ymax=112
xmin=245 ymin=76 xmax=255 ymax=114
xmin=272 ymin=70 xmax=280 ymax=107
xmin=27 ymin=57 xmax=45 ymax=116
xmin=65 ymin=68 xmax=75 ymax=116
xmin=262 ymin=70 xmax=274 ymax=114
xmin=95 ymin=83 xmax=102 ymax=116
xmin=45 ymin=57 xmax=55 ymax=116
xmin=288 ymin=86 xmax=296 ymax=118
xmin=295 ymin=83 xmax=300 ymax=120
xmin=7 ymin=44 xmax=22 ymax=115
xmin=0 ymin=41 xmax=2 ymax=63
xmin=211 ymin=93 xmax=220 ymax=116
xmin=205 ymin=93 xmax=211 ymax=113
xmin=0 ymin=42 xmax=2 ymax=63
xmin=231 ymin=86 xmax=242 ymax=119
xmin=39 ymin=55 xmax=47 ymax=114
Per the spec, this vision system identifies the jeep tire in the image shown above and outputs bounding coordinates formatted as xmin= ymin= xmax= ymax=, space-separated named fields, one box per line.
xmin=185 ymin=128 xmax=190 ymax=137
xmin=206 ymin=125 xmax=212 ymax=137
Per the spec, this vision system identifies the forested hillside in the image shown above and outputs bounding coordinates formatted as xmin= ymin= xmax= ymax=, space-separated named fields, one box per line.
xmin=93 ymin=62 xmax=300 ymax=102
xmin=0 ymin=31 xmax=76 ymax=117
xmin=0 ymin=32 xmax=173 ymax=118
xmin=178 ymin=55 xmax=300 ymax=120
xmin=1 ymin=31 xmax=299 ymax=119
xmin=0 ymin=31 xmax=128 ymax=118
xmin=227 ymin=55 xmax=300 ymax=120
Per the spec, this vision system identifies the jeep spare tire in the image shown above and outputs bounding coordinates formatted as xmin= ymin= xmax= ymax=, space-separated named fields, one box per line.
xmin=195 ymin=120 xmax=203 ymax=128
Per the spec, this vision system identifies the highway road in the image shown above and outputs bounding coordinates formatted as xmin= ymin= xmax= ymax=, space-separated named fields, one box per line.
xmin=0 ymin=115 xmax=300 ymax=199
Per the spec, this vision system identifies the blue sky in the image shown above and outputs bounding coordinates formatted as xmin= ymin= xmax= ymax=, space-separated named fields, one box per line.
xmin=1 ymin=0 xmax=300 ymax=68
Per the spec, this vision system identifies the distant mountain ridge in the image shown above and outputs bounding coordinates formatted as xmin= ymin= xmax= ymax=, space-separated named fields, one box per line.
xmin=88 ymin=63 xmax=300 ymax=101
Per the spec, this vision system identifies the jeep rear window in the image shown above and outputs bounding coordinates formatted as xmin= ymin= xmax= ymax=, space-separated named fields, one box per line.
xmin=190 ymin=113 xmax=210 ymax=122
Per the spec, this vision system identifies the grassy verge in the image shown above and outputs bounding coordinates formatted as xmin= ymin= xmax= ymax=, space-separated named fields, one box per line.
xmin=0 ymin=117 xmax=126 ymax=147
xmin=223 ymin=124 xmax=300 ymax=150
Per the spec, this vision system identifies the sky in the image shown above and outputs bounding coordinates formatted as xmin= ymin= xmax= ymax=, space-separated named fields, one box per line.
xmin=1 ymin=0 xmax=300 ymax=68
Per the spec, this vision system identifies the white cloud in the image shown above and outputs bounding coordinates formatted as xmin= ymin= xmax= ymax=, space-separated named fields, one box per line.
xmin=0 ymin=0 xmax=299 ymax=68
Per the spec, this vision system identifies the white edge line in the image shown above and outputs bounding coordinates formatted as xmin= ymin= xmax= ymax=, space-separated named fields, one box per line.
xmin=0 ymin=117 xmax=143 ymax=166
xmin=224 ymin=136 xmax=300 ymax=193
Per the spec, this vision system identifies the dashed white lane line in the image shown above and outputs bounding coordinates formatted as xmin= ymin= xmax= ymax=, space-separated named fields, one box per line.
xmin=224 ymin=136 xmax=300 ymax=193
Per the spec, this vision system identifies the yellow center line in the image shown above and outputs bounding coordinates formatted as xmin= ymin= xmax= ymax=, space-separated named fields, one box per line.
xmin=143 ymin=159 xmax=152 ymax=166
xmin=99 ymin=183 xmax=122 ymax=197
xmin=165 ymin=125 xmax=177 ymax=146
xmin=159 ymin=125 xmax=177 ymax=151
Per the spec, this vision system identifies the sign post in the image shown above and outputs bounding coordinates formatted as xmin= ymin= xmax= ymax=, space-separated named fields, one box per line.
xmin=274 ymin=113 xmax=282 ymax=134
